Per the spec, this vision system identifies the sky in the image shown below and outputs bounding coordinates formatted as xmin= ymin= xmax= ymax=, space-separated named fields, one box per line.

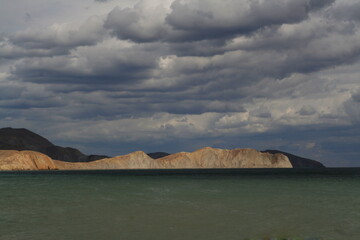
xmin=0 ymin=0 xmax=359 ymax=167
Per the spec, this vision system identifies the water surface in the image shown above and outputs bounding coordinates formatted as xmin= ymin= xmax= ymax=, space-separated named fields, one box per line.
xmin=0 ymin=169 xmax=359 ymax=240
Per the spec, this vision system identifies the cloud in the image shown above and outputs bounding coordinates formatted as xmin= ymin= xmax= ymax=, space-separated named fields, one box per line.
xmin=166 ymin=0 xmax=333 ymax=37
xmin=0 ymin=83 xmax=24 ymax=100
xmin=0 ymin=16 xmax=107 ymax=59
xmin=104 ymin=1 xmax=173 ymax=42
xmin=330 ymin=1 xmax=360 ymax=22
xmin=344 ymin=88 xmax=360 ymax=123
xmin=11 ymin=38 xmax=160 ymax=85
xmin=105 ymin=0 xmax=335 ymax=42
xmin=298 ymin=105 xmax=317 ymax=116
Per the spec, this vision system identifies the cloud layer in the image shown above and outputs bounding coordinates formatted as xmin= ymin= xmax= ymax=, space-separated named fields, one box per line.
xmin=0 ymin=0 xmax=359 ymax=166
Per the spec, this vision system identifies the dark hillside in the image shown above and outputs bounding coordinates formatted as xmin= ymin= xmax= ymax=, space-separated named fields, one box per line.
xmin=0 ymin=127 xmax=108 ymax=162
xmin=263 ymin=150 xmax=325 ymax=168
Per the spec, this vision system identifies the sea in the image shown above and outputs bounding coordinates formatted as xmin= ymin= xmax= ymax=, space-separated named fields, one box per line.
xmin=0 ymin=168 xmax=359 ymax=240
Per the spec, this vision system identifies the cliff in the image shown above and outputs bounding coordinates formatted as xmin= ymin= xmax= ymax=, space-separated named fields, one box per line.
xmin=54 ymin=151 xmax=153 ymax=170
xmin=54 ymin=147 xmax=292 ymax=170
xmin=0 ymin=128 xmax=325 ymax=168
xmin=0 ymin=150 xmax=57 ymax=170
xmin=152 ymin=147 xmax=292 ymax=168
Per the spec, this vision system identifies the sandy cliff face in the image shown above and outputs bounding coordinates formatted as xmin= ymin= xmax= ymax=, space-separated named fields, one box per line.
xmin=0 ymin=150 xmax=57 ymax=170
xmin=152 ymin=147 xmax=292 ymax=168
xmin=54 ymin=147 xmax=292 ymax=170
xmin=54 ymin=151 xmax=153 ymax=170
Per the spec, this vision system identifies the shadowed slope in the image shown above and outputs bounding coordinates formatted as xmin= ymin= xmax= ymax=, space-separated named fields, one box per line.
xmin=263 ymin=150 xmax=325 ymax=168
xmin=0 ymin=127 xmax=53 ymax=152
xmin=147 ymin=152 xmax=170 ymax=159
xmin=0 ymin=127 xmax=108 ymax=162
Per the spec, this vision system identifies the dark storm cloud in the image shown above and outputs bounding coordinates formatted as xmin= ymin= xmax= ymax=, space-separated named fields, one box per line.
xmin=0 ymin=16 xmax=106 ymax=60
xmin=104 ymin=4 xmax=171 ymax=42
xmin=0 ymin=84 xmax=24 ymax=100
xmin=8 ymin=0 xmax=354 ymax=90
xmin=0 ymin=98 xmax=65 ymax=109
xmin=145 ymin=99 xmax=247 ymax=114
xmin=344 ymin=89 xmax=360 ymax=123
xmin=168 ymin=39 xmax=228 ymax=57
xmin=0 ymin=79 xmax=66 ymax=111
xmin=330 ymin=2 xmax=360 ymax=22
xmin=12 ymin=41 xmax=160 ymax=85
xmin=105 ymin=0 xmax=335 ymax=43
xmin=165 ymin=0 xmax=334 ymax=39
xmin=298 ymin=106 xmax=317 ymax=116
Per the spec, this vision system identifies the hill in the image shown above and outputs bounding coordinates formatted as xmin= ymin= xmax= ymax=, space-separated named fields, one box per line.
xmin=0 ymin=127 xmax=108 ymax=162
xmin=262 ymin=150 xmax=325 ymax=168
xmin=0 ymin=127 xmax=326 ymax=168
xmin=0 ymin=150 xmax=57 ymax=170
xmin=54 ymin=147 xmax=292 ymax=170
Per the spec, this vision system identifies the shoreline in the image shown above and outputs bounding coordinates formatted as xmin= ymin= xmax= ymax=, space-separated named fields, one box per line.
xmin=1 ymin=167 xmax=359 ymax=176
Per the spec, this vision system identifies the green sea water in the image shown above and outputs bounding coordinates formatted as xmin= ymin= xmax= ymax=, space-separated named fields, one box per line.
xmin=0 ymin=170 xmax=359 ymax=240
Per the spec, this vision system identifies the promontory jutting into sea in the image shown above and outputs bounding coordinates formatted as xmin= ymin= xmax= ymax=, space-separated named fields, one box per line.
xmin=0 ymin=127 xmax=324 ymax=171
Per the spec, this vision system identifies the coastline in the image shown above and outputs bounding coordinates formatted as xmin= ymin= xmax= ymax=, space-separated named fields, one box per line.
xmin=1 ymin=167 xmax=359 ymax=176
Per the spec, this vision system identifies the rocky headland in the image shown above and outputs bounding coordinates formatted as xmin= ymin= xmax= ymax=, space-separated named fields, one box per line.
xmin=0 ymin=150 xmax=57 ymax=170
xmin=54 ymin=147 xmax=292 ymax=170
xmin=0 ymin=127 xmax=326 ymax=170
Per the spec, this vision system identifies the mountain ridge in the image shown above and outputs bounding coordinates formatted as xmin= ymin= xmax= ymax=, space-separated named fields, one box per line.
xmin=0 ymin=127 xmax=325 ymax=169
xmin=54 ymin=147 xmax=292 ymax=170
